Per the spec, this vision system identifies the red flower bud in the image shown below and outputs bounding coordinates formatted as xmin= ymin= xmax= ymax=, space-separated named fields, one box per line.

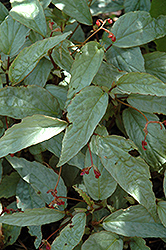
xmin=107 ymin=18 xmax=113 ymax=24
xmin=111 ymin=36 xmax=116 ymax=42
xmin=96 ymin=20 xmax=100 ymax=27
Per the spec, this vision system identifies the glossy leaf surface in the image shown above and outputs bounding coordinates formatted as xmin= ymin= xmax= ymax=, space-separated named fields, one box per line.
xmin=9 ymin=31 xmax=71 ymax=84
xmin=10 ymin=0 xmax=47 ymax=37
xmin=0 ymin=115 xmax=67 ymax=158
xmin=124 ymin=0 xmax=151 ymax=12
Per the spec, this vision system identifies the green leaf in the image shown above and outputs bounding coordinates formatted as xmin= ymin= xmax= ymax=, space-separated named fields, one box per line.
xmin=93 ymin=61 xmax=126 ymax=89
xmin=129 ymin=237 xmax=150 ymax=250
xmin=0 ymin=172 xmax=20 ymax=198
xmin=0 ymin=207 xmax=65 ymax=226
xmin=51 ymin=213 xmax=86 ymax=250
xmin=10 ymin=0 xmax=47 ymax=37
xmin=90 ymin=134 xmax=157 ymax=220
xmin=40 ymin=0 xmax=52 ymax=9
xmin=51 ymin=40 xmax=74 ymax=72
xmin=143 ymin=51 xmax=166 ymax=82
xmin=67 ymin=41 xmax=104 ymax=100
xmin=82 ymin=231 xmax=123 ymax=250
xmin=124 ymin=0 xmax=151 ymax=12
xmin=42 ymin=133 xmax=85 ymax=170
xmin=52 ymin=0 xmax=92 ymax=25
xmin=112 ymin=72 xmax=166 ymax=96
xmin=83 ymin=149 xmax=117 ymax=200
xmin=64 ymin=21 xmax=85 ymax=43
xmin=2 ymin=224 xmax=21 ymax=247
xmin=0 ymin=15 xmax=29 ymax=57
xmin=103 ymin=205 xmax=166 ymax=238
xmin=127 ymin=94 xmax=166 ymax=115
xmin=157 ymin=200 xmax=166 ymax=228
xmin=150 ymin=0 xmax=166 ymax=52
xmin=9 ymin=31 xmax=71 ymax=84
xmin=123 ymin=108 xmax=166 ymax=170
xmin=7 ymin=156 xmax=67 ymax=205
xmin=163 ymin=171 xmax=166 ymax=197
xmin=16 ymin=179 xmax=45 ymax=210
xmin=73 ymin=186 xmax=94 ymax=208
xmin=28 ymin=225 xmax=42 ymax=249
xmin=46 ymin=84 xmax=67 ymax=110
xmin=111 ymin=11 xmax=166 ymax=48
xmin=0 ymin=115 xmax=67 ymax=158
xmin=58 ymin=86 xmax=108 ymax=166
xmin=90 ymin=0 xmax=124 ymax=15
xmin=24 ymin=58 xmax=52 ymax=87
xmin=0 ymin=85 xmax=60 ymax=119
xmin=105 ymin=46 xmax=145 ymax=72
xmin=0 ymin=3 xmax=8 ymax=24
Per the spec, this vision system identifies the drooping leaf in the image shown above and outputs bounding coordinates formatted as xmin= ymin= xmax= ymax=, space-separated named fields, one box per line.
xmin=129 ymin=237 xmax=150 ymax=250
xmin=67 ymin=41 xmax=104 ymax=100
xmin=82 ymin=231 xmax=123 ymax=250
xmin=0 ymin=115 xmax=67 ymax=158
xmin=127 ymin=94 xmax=166 ymax=115
xmin=0 ymin=15 xmax=29 ymax=57
xmin=143 ymin=51 xmax=166 ymax=82
xmin=93 ymin=61 xmax=126 ymax=89
xmin=10 ymin=0 xmax=47 ymax=37
xmin=0 ymin=207 xmax=65 ymax=226
xmin=16 ymin=179 xmax=45 ymax=210
xmin=105 ymin=46 xmax=145 ymax=72
xmin=24 ymin=58 xmax=52 ymax=87
xmin=52 ymin=0 xmax=92 ymax=25
xmin=51 ymin=213 xmax=86 ymax=250
xmin=157 ymin=200 xmax=166 ymax=228
xmin=124 ymin=0 xmax=151 ymax=12
xmin=123 ymin=108 xmax=166 ymax=170
xmin=83 ymin=149 xmax=117 ymax=200
xmin=58 ymin=86 xmax=108 ymax=166
xmin=112 ymin=72 xmax=166 ymax=96
xmin=51 ymin=39 xmax=74 ymax=72
xmin=0 ymin=85 xmax=60 ymax=119
xmin=0 ymin=172 xmax=20 ymax=198
xmin=103 ymin=205 xmax=166 ymax=238
xmin=28 ymin=225 xmax=42 ymax=249
xmin=0 ymin=3 xmax=8 ymax=24
xmin=9 ymin=31 xmax=71 ymax=84
xmin=111 ymin=11 xmax=166 ymax=48
xmin=7 ymin=156 xmax=67 ymax=205
xmin=90 ymin=134 xmax=157 ymax=220
xmin=46 ymin=84 xmax=68 ymax=110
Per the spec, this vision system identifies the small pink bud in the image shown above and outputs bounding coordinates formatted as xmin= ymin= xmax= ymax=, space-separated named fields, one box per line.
xmin=111 ymin=36 xmax=116 ymax=42
xmin=107 ymin=18 xmax=113 ymax=24
xmin=96 ymin=20 xmax=100 ymax=27
xmin=93 ymin=169 xmax=101 ymax=179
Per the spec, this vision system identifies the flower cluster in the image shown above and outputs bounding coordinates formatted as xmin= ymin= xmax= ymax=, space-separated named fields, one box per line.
xmin=142 ymin=120 xmax=166 ymax=151
xmin=81 ymin=165 xmax=101 ymax=179
xmin=95 ymin=18 xmax=116 ymax=42
xmin=47 ymin=189 xmax=65 ymax=207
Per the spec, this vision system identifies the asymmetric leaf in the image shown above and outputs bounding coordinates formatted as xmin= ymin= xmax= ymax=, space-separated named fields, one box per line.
xmin=67 ymin=41 xmax=104 ymax=100
xmin=51 ymin=213 xmax=86 ymax=249
xmin=112 ymin=72 xmax=166 ymax=96
xmin=127 ymin=94 xmax=166 ymax=115
xmin=0 ymin=208 xmax=65 ymax=226
xmin=83 ymin=150 xmax=117 ymax=200
xmin=52 ymin=0 xmax=92 ymax=25
xmin=111 ymin=11 xmax=166 ymax=48
xmin=103 ymin=205 xmax=166 ymax=238
xmin=7 ymin=156 xmax=67 ymax=205
xmin=0 ymin=85 xmax=60 ymax=119
xmin=90 ymin=134 xmax=157 ymax=220
xmin=0 ymin=15 xmax=29 ymax=57
xmin=82 ymin=231 xmax=123 ymax=250
xmin=106 ymin=46 xmax=145 ymax=72
xmin=123 ymin=108 xmax=166 ymax=170
xmin=58 ymin=86 xmax=108 ymax=166
xmin=10 ymin=0 xmax=47 ymax=37
xmin=9 ymin=31 xmax=71 ymax=84
xmin=0 ymin=115 xmax=67 ymax=158
xmin=143 ymin=51 xmax=166 ymax=82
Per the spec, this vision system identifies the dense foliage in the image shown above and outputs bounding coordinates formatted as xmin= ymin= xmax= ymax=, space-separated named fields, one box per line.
xmin=0 ymin=0 xmax=166 ymax=249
